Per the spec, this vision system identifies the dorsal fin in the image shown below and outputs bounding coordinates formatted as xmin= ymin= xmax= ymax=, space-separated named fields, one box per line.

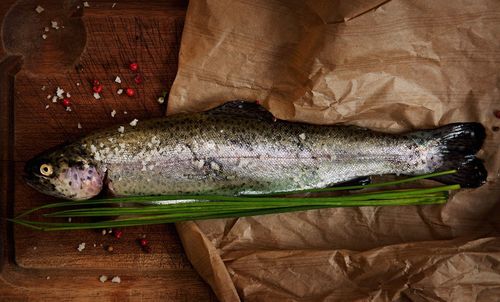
xmin=206 ymin=101 xmax=275 ymax=121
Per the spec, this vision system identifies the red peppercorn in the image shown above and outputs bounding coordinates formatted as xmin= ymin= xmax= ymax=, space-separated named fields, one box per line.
xmin=93 ymin=85 xmax=103 ymax=93
xmin=62 ymin=98 xmax=71 ymax=107
xmin=129 ymin=62 xmax=138 ymax=71
xmin=134 ymin=74 xmax=142 ymax=84
xmin=126 ymin=88 xmax=135 ymax=97
xmin=494 ymin=110 xmax=500 ymax=119
xmin=114 ymin=230 xmax=123 ymax=239
xmin=93 ymin=79 xmax=100 ymax=86
xmin=139 ymin=238 xmax=148 ymax=246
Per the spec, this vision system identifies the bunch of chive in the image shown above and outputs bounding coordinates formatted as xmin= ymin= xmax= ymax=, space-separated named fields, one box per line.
xmin=12 ymin=170 xmax=459 ymax=231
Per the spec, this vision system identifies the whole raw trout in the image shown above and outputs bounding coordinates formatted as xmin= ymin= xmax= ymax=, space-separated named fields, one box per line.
xmin=24 ymin=102 xmax=487 ymax=200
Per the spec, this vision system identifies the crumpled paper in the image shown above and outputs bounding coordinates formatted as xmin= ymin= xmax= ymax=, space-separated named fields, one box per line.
xmin=168 ymin=0 xmax=500 ymax=301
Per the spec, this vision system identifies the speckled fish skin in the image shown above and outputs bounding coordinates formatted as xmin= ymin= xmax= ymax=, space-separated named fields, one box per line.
xmin=24 ymin=102 xmax=486 ymax=200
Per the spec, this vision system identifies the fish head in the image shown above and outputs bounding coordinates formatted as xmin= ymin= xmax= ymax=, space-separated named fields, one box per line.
xmin=24 ymin=145 xmax=105 ymax=200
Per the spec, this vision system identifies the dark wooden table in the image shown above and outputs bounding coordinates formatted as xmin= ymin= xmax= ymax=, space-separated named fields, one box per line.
xmin=0 ymin=0 xmax=217 ymax=300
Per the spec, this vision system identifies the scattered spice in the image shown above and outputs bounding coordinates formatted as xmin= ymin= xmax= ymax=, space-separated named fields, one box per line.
xmin=93 ymin=79 xmax=100 ymax=86
xmin=41 ymin=85 xmax=46 ymax=91
xmin=93 ymin=85 xmax=103 ymax=93
xmin=46 ymin=276 xmax=50 ymax=280
xmin=493 ymin=126 xmax=499 ymax=132
xmin=114 ymin=230 xmax=123 ymax=239
xmin=111 ymin=276 xmax=121 ymax=284
xmin=44 ymin=27 xmax=49 ymax=32
xmin=46 ymin=94 xmax=51 ymax=99
xmin=134 ymin=74 xmax=142 ymax=84
xmin=126 ymin=88 xmax=135 ymax=97
xmin=106 ymin=245 xmax=114 ymax=252
xmin=35 ymin=5 xmax=45 ymax=13
xmin=99 ymin=275 xmax=108 ymax=283
xmin=129 ymin=62 xmax=138 ymax=71
xmin=62 ymin=98 xmax=71 ymax=107
xmin=142 ymin=245 xmax=152 ymax=253
xmin=124 ymin=111 xmax=128 ymax=115
xmin=77 ymin=242 xmax=86 ymax=252
xmin=139 ymin=238 xmax=148 ymax=247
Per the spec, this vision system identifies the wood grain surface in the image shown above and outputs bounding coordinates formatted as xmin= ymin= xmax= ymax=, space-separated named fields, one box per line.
xmin=0 ymin=0 xmax=217 ymax=300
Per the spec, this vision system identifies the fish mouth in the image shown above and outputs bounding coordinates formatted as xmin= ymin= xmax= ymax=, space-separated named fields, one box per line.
xmin=22 ymin=173 xmax=62 ymax=198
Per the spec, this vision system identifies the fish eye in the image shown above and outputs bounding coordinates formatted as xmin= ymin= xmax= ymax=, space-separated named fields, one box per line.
xmin=40 ymin=164 xmax=53 ymax=176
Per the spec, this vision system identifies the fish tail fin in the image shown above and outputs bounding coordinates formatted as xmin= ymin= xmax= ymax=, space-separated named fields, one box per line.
xmin=411 ymin=123 xmax=487 ymax=188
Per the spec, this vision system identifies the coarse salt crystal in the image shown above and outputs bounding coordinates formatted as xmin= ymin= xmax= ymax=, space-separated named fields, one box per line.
xmin=68 ymin=217 xmax=72 ymax=222
xmin=44 ymin=27 xmax=49 ymax=32
xmin=112 ymin=3 xmax=117 ymax=8
xmin=35 ymin=5 xmax=44 ymax=13
xmin=157 ymin=96 xmax=165 ymax=104
xmin=299 ymin=133 xmax=306 ymax=140
xmin=83 ymin=1 xmax=90 ymax=7
xmin=51 ymin=21 xmax=59 ymax=30
xmin=111 ymin=110 xmax=116 ymax=117
xmin=102 ymin=229 xmax=107 ymax=235
xmin=66 ymin=107 xmax=72 ymax=112
xmin=45 ymin=105 xmax=50 ymax=109
xmin=196 ymin=159 xmax=205 ymax=169
xmin=41 ymin=85 xmax=46 ymax=91
xmin=56 ymin=87 xmax=64 ymax=98
xmin=47 ymin=94 xmax=52 ymax=99
xmin=111 ymin=276 xmax=121 ymax=283
xmin=129 ymin=119 xmax=138 ymax=127
xmin=66 ymin=92 xmax=71 ymax=98
xmin=123 ymin=111 xmax=128 ymax=115
xmin=99 ymin=275 xmax=108 ymax=283
xmin=118 ymin=126 xmax=125 ymax=133
xmin=42 ymin=34 xmax=47 ymax=40
xmin=114 ymin=76 xmax=121 ymax=83
xmin=210 ymin=162 xmax=220 ymax=171
xmin=90 ymin=144 xmax=97 ymax=153
xmin=52 ymin=96 xmax=58 ymax=103
xmin=117 ymin=88 xmax=123 ymax=95
xmin=93 ymin=92 xmax=101 ymax=100
xmin=76 ymin=82 xmax=80 ymax=86
xmin=77 ymin=242 xmax=86 ymax=252
xmin=77 ymin=123 xmax=82 ymax=129
xmin=46 ymin=276 xmax=50 ymax=280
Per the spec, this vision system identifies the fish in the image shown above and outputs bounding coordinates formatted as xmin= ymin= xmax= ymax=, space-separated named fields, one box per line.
xmin=24 ymin=101 xmax=487 ymax=201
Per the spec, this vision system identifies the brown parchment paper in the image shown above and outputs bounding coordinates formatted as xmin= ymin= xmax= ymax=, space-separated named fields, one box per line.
xmin=168 ymin=0 xmax=500 ymax=301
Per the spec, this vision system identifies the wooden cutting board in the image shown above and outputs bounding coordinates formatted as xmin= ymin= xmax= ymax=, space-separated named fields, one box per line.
xmin=0 ymin=0 xmax=217 ymax=300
